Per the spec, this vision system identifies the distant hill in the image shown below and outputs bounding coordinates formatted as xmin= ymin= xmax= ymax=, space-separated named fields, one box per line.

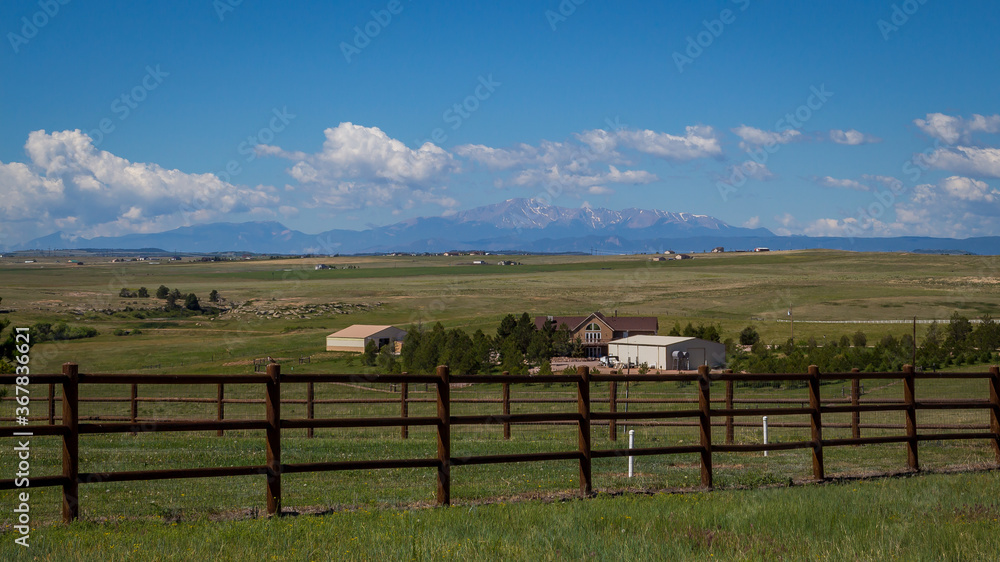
xmin=11 ymin=198 xmax=1000 ymax=255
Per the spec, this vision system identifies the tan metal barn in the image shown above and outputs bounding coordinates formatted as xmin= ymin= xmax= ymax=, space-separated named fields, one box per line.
xmin=607 ymin=335 xmax=726 ymax=370
xmin=325 ymin=325 xmax=408 ymax=352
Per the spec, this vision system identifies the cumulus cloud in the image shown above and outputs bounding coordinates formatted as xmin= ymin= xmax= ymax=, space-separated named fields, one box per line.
xmin=455 ymin=125 xmax=717 ymax=195
xmin=814 ymin=176 xmax=871 ymax=191
xmin=923 ymin=145 xmax=1000 ymax=177
xmin=742 ymin=216 xmax=761 ymax=228
xmin=914 ymin=113 xmax=1000 ymax=144
xmin=829 ymin=129 xmax=880 ymax=145
xmin=0 ymin=129 xmax=278 ymax=243
xmin=894 ymin=176 xmax=1000 ymax=237
xmin=260 ymin=122 xmax=460 ymax=209
xmin=582 ymin=125 xmax=723 ymax=160
xmin=731 ymin=125 xmax=803 ymax=150
xmin=725 ymin=160 xmax=773 ymax=181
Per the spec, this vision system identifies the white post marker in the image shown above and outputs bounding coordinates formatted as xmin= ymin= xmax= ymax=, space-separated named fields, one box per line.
xmin=628 ymin=430 xmax=635 ymax=478
xmin=762 ymin=415 xmax=769 ymax=457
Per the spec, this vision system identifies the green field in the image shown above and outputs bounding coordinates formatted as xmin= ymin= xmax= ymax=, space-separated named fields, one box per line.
xmin=2 ymin=250 xmax=1000 ymax=375
xmin=2 ymin=250 xmax=999 ymax=558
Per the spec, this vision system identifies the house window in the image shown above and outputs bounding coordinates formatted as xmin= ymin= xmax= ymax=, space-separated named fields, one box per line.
xmin=585 ymin=323 xmax=602 ymax=343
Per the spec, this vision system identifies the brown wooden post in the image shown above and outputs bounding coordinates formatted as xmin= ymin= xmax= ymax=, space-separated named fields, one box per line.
xmin=47 ymin=383 xmax=55 ymax=425
xmin=265 ymin=363 xmax=281 ymax=516
xmin=577 ymin=365 xmax=592 ymax=497
xmin=307 ymin=381 xmax=315 ymax=439
xmin=61 ymin=363 xmax=79 ymax=523
xmin=851 ymin=368 xmax=861 ymax=441
xmin=609 ymin=380 xmax=618 ymax=441
xmin=724 ymin=372 xmax=734 ymax=445
xmin=502 ymin=371 xmax=511 ymax=440
xmin=129 ymin=383 xmax=138 ymax=435
xmin=399 ymin=373 xmax=408 ymax=440
xmin=436 ymin=365 xmax=451 ymax=506
xmin=697 ymin=365 xmax=712 ymax=488
xmin=808 ymin=365 xmax=824 ymax=480
xmin=989 ymin=366 xmax=999 ymax=464
xmin=216 ymin=383 xmax=225 ymax=437
xmin=903 ymin=364 xmax=918 ymax=471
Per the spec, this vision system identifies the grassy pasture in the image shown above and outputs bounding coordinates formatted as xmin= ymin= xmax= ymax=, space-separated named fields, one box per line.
xmin=2 ymin=250 xmax=1000 ymax=375
xmin=1 ymin=250 xmax=999 ymax=557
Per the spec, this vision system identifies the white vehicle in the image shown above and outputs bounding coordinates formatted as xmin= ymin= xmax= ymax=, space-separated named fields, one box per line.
xmin=599 ymin=355 xmax=620 ymax=367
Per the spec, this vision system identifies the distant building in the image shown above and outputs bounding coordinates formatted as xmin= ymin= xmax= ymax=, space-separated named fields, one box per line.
xmin=472 ymin=260 xmax=487 ymax=265
xmin=608 ymin=335 xmax=726 ymax=370
xmin=673 ymin=254 xmax=692 ymax=260
xmin=650 ymin=256 xmax=667 ymax=262
xmin=712 ymin=247 xmax=725 ymax=253
xmin=326 ymin=325 xmax=408 ymax=353
xmin=754 ymin=247 xmax=770 ymax=252
xmin=663 ymin=250 xmax=675 ymax=255
xmin=315 ymin=264 xmax=331 ymax=270
xmin=534 ymin=311 xmax=658 ymax=359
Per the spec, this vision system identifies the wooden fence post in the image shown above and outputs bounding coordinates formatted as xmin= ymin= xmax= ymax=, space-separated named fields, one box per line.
xmin=724 ymin=372 xmax=734 ymax=445
xmin=62 ymin=363 xmax=79 ymax=523
xmin=130 ymin=383 xmax=138 ymax=435
xmin=48 ymin=383 xmax=55 ymax=425
xmin=851 ymin=368 xmax=861 ymax=441
xmin=903 ymin=364 xmax=918 ymax=471
xmin=265 ymin=364 xmax=281 ymax=516
xmin=400 ymin=374 xmax=408 ymax=439
xmin=990 ymin=366 xmax=999 ymax=464
xmin=217 ymin=383 xmax=225 ymax=437
xmin=609 ymin=380 xmax=617 ymax=441
xmin=307 ymin=381 xmax=315 ymax=439
xmin=697 ymin=365 xmax=712 ymax=488
xmin=436 ymin=365 xmax=451 ymax=506
xmin=577 ymin=365 xmax=592 ymax=497
xmin=502 ymin=371 xmax=511 ymax=440
xmin=808 ymin=365 xmax=824 ymax=480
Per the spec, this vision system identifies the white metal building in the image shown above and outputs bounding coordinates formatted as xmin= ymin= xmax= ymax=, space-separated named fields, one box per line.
xmin=607 ymin=335 xmax=726 ymax=370
xmin=325 ymin=325 xmax=407 ymax=353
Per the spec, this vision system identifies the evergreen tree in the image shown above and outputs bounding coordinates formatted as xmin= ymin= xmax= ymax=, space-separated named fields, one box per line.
xmin=156 ymin=285 xmax=169 ymax=298
xmin=362 ymin=339 xmax=378 ymax=366
xmin=184 ymin=293 xmax=201 ymax=311
xmin=739 ymin=326 xmax=760 ymax=346
xmin=137 ymin=287 xmax=149 ymax=298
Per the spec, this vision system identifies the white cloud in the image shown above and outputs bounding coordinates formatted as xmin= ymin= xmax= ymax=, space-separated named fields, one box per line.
xmin=261 ymin=122 xmax=459 ymax=209
xmin=914 ymin=113 xmax=1000 ymax=144
xmin=829 ymin=129 xmax=880 ymax=145
xmin=456 ymin=126 xmax=715 ymax=195
xmin=815 ymin=176 xmax=870 ymax=191
xmin=733 ymin=160 xmax=773 ymax=181
xmin=894 ymin=176 xmax=1000 ymax=237
xmin=923 ymin=145 xmax=1000 ymax=177
xmin=731 ymin=125 xmax=802 ymax=150
xmin=594 ymin=125 xmax=723 ymax=160
xmin=742 ymin=216 xmax=761 ymax=228
xmin=0 ymin=129 xmax=278 ymax=243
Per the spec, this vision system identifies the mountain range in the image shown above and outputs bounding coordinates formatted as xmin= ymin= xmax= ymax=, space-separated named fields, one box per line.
xmin=10 ymin=198 xmax=1000 ymax=255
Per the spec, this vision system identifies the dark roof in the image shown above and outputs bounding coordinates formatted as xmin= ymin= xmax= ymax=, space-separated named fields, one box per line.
xmin=534 ymin=312 xmax=658 ymax=333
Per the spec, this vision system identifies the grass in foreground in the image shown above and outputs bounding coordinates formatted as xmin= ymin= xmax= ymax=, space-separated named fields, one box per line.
xmin=3 ymin=470 xmax=998 ymax=561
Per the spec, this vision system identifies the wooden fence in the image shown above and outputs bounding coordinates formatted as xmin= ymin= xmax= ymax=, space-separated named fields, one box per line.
xmin=1 ymin=363 xmax=998 ymax=523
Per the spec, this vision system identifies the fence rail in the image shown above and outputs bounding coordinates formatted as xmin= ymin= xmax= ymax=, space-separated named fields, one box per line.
xmin=1 ymin=363 xmax=998 ymax=522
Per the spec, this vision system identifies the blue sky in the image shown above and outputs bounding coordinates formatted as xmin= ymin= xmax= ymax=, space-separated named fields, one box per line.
xmin=3 ymin=0 xmax=1000 ymax=246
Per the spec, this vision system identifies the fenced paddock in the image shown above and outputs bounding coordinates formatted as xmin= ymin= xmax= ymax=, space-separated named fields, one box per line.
xmin=1 ymin=363 xmax=998 ymax=524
